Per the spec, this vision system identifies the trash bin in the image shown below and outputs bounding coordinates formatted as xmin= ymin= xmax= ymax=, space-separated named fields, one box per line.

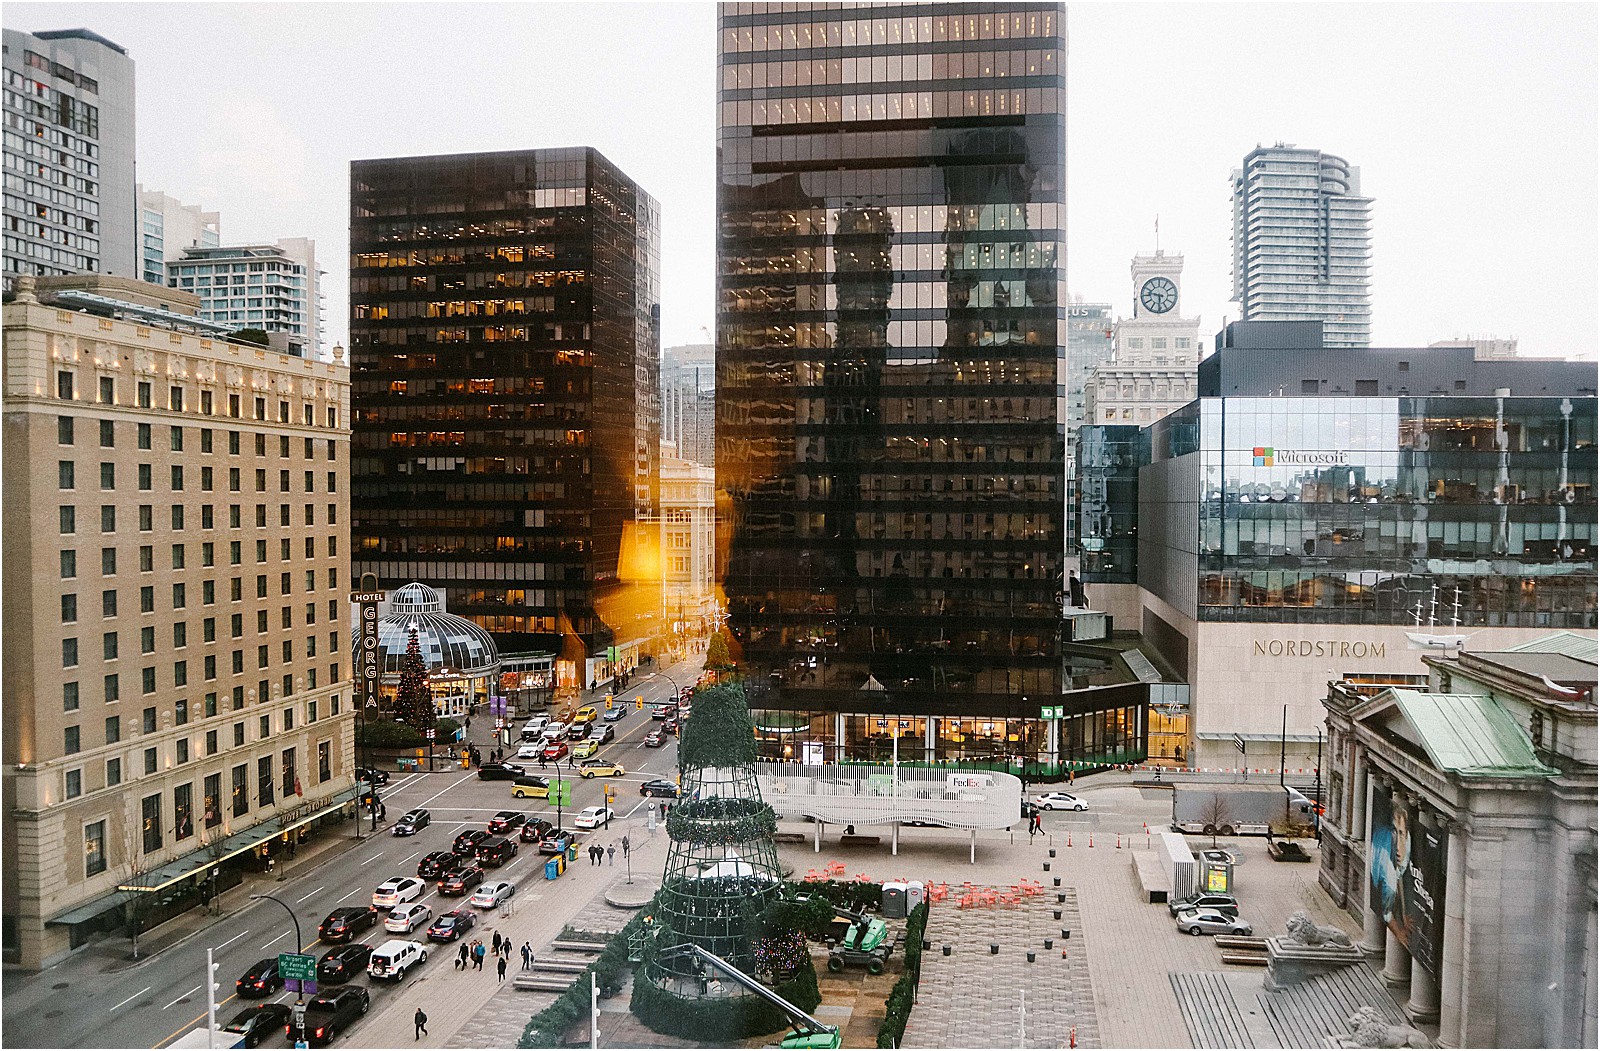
xmin=545 ymin=856 xmax=563 ymax=880
xmin=905 ymin=880 xmax=926 ymax=912
xmin=882 ymin=882 xmax=908 ymax=920
xmin=566 ymin=842 xmax=579 ymax=864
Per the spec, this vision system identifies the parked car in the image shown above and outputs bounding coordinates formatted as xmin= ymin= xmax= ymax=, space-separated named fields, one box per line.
xmin=511 ymin=776 xmax=550 ymax=800
xmin=416 ymin=850 xmax=457 ymax=880
xmin=1175 ymin=908 xmax=1253 ymax=936
xmin=519 ymin=818 xmax=555 ymax=843
xmin=451 ymin=829 xmax=490 ymax=857
xmin=385 ymin=901 xmax=433 ymax=933
xmin=235 ymin=957 xmax=283 ymax=998
xmin=468 ymin=881 xmax=517 ymax=909
xmin=639 ymin=778 xmax=679 ymax=798
xmin=574 ymin=805 xmax=614 ymax=830
xmin=222 ymin=1004 xmax=291 ymax=1048
xmin=643 ymin=730 xmax=666 ymax=748
xmin=393 ymin=808 xmax=431 ymax=835
xmin=487 ymin=810 xmax=527 ymax=834
xmin=372 ymin=876 xmax=425 ymax=908
xmin=316 ymin=943 xmax=373 ymax=983
xmin=476 ymin=836 xmax=518 ymax=867
xmin=541 ymin=741 xmax=569 ymax=761
xmin=477 ymin=761 xmax=526 ymax=781
xmin=438 ymin=865 xmax=485 ymax=896
xmin=579 ymin=759 xmax=625 ymax=778
xmin=571 ymin=739 xmax=600 ymax=759
xmin=427 ymin=908 xmax=477 ymax=942
xmin=602 ymin=706 xmax=626 ymax=722
xmin=297 ymin=986 xmax=370 ymax=1047
xmin=366 ymin=939 xmax=427 ymax=981
xmin=1030 ymin=792 xmax=1089 ymax=812
xmin=319 ymin=906 xmax=377 ymax=943
xmin=588 ymin=724 xmax=616 ymax=744
xmin=1167 ymin=892 xmax=1241 ymax=918
xmin=538 ymin=829 xmax=572 ymax=855
xmin=355 ymin=766 xmax=390 ymax=786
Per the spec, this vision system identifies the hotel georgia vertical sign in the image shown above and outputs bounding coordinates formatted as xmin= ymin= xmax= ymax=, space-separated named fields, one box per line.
xmin=351 ymin=589 xmax=386 ymax=708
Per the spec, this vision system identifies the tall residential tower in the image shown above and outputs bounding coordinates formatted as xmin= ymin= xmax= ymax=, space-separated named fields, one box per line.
xmin=1230 ymin=144 xmax=1372 ymax=348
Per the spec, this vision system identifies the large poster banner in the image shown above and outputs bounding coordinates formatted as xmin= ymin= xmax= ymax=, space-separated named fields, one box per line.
xmin=1369 ymin=790 xmax=1449 ymax=975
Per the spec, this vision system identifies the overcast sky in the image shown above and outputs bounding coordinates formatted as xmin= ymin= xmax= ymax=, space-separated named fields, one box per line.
xmin=11 ymin=2 xmax=1597 ymax=359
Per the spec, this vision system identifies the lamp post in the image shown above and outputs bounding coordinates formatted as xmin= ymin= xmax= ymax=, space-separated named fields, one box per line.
xmin=250 ymin=893 xmax=305 ymax=1040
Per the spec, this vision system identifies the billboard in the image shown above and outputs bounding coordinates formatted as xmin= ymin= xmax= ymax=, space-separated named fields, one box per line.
xmin=1369 ymin=790 xmax=1449 ymax=975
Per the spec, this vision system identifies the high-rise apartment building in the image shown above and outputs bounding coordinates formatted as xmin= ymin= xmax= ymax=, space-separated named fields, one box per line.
xmin=661 ymin=342 xmax=715 ymax=468
xmin=2 ymin=27 xmax=137 ymax=284
xmin=137 ymin=187 xmax=220 ymax=286
xmin=718 ymin=3 xmax=1087 ymax=765
xmin=349 ymin=149 xmax=660 ymax=690
xmin=1 ymin=275 xmax=353 ymax=969
xmin=1230 ymin=143 xmax=1372 ymax=348
xmin=169 ymin=239 xmax=323 ymax=359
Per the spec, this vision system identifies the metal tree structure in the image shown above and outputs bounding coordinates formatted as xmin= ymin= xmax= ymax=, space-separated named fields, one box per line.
xmin=643 ymin=681 xmax=783 ymax=994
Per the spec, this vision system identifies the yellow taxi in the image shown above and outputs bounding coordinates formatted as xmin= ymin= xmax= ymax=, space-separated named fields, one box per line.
xmin=573 ymin=705 xmax=599 ymax=725
xmin=579 ymin=759 xmax=626 ymax=778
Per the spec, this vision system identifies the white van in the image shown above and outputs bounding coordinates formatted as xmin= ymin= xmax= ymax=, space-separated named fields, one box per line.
xmin=367 ymin=939 xmax=427 ymax=981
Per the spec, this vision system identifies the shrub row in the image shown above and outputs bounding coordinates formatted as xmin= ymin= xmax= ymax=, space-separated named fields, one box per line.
xmin=629 ymin=956 xmax=821 ymax=1043
xmin=517 ymin=909 xmax=647 ymax=1047
xmin=798 ymin=877 xmax=884 ymax=914
xmin=876 ymin=900 xmax=930 ymax=1048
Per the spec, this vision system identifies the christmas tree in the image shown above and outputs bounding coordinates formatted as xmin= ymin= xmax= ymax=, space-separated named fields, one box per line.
xmin=392 ymin=622 xmax=437 ymax=735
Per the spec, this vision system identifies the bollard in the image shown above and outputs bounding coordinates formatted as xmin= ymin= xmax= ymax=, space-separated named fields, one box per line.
xmin=1053 ymin=909 xmax=1062 ymax=920
xmin=1027 ymin=951 xmax=1036 ymax=963
xmin=1057 ymin=892 xmax=1065 ymax=903
xmin=1045 ymin=938 xmax=1053 ymax=949
xmin=922 ymin=939 xmax=931 ymax=952
xmin=942 ymin=945 xmax=951 ymax=957
xmin=990 ymin=943 xmax=999 ymax=955
xmin=1049 ymin=849 xmax=1057 ymax=858
xmin=1066 ymin=832 xmax=1072 ymax=847
xmin=1062 ymin=929 xmax=1071 ymax=939
xmin=1071 ymin=1025 xmax=1077 ymax=1048
xmin=1042 ymin=862 xmax=1050 ymax=872
xmin=1053 ymin=877 xmax=1061 ymax=887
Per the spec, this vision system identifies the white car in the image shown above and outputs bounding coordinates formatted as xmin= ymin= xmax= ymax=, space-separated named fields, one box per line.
xmin=385 ymin=901 xmax=433 ymax=933
xmin=468 ymin=881 xmax=516 ymax=909
xmin=515 ymin=742 xmax=545 ymax=760
xmin=372 ymin=876 xmax=426 ymax=908
xmin=1175 ymin=908 xmax=1253 ymax=936
xmin=523 ymin=715 xmax=549 ymax=735
xmin=1031 ymin=792 xmax=1089 ymax=812
xmin=541 ymin=723 xmax=569 ymax=742
xmin=574 ymin=806 xmax=614 ymax=830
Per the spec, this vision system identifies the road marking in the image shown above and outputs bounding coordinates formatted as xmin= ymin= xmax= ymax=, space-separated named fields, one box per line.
xmin=416 ymin=773 xmax=475 ymax=809
xmin=295 ymin=885 xmax=325 ymax=903
xmin=359 ymin=851 xmax=385 ymax=865
xmin=212 ymin=929 xmax=250 ymax=952
xmin=162 ymin=984 xmax=202 ymax=1010
xmin=400 ymin=849 xmax=422 ymax=864
xmin=155 ymin=993 xmax=236 ymax=1048
xmin=260 ymin=930 xmax=292 ymax=949
xmin=109 ymin=986 xmax=150 ymax=1012
xmin=337 ymin=888 xmax=363 ymax=903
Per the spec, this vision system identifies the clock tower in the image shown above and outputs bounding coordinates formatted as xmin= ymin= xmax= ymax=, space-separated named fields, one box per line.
xmin=1083 ymin=248 xmax=1203 ymax=430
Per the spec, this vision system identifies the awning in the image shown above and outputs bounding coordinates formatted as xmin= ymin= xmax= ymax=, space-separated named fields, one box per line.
xmin=46 ymin=891 xmax=133 ymax=927
xmin=116 ymin=785 xmax=362 ymax=894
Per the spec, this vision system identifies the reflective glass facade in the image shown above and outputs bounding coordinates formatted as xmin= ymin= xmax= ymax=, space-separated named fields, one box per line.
xmin=1140 ymin=397 xmax=1598 ymax=626
xmin=1076 ymin=424 xmax=1140 ymax=583
xmin=349 ymin=149 xmax=661 ymax=656
xmin=717 ymin=3 xmax=1070 ymax=725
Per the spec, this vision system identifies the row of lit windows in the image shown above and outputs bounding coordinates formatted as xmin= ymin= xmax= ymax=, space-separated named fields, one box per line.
xmin=724 ymin=202 xmax=1063 ymax=238
xmin=0 ymin=100 xmax=100 ymax=156
xmin=719 ymin=11 xmax=1061 ymax=53
xmin=722 ymin=48 xmax=1058 ymax=89
xmin=53 ymin=369 xmax=342 ymax=429
xmin=720 ymin=86 xmax=1059 ymax=127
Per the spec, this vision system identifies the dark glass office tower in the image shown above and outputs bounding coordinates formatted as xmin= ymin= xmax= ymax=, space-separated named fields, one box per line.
xmin=349 ymin=149 xmax=660 ymax=682
xmin=717 ymin=4 xmax=1075 ymax=765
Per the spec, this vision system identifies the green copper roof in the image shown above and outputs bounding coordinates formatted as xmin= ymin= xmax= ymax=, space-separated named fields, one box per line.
xmin=1387 ymin=689 xmax=1558 ymax=778
xmin=1503 ymin=631 xmax=1598 ymax=663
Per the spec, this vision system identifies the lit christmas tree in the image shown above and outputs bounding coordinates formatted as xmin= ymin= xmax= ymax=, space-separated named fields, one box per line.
xmin=392 ymin=622 xmax=437 ymax=735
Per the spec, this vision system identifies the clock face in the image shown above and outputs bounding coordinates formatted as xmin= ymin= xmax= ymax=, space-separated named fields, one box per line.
xmin=1140 ymin=277 xmax=1178 ymax=314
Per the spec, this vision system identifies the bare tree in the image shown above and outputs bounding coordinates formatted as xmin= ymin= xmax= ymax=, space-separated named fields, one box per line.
xmin=196 ymin=813 xmax=230 ymax=916
xmin=117 ymin=819 xmax=158 ymax=959
xmin=1198 ymin=793 xmax=1234 ymax=848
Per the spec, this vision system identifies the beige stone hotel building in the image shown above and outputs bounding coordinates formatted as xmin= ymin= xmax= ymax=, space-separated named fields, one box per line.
xmin=2 ymin=276 xmax=353 ymax=968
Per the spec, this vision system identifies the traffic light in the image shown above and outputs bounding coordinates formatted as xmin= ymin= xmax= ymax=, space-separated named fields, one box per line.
xmin=636 ymin=696 xmax=644 ymax=710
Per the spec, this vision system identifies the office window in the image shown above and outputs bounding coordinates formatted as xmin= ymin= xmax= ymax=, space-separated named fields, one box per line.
xmin=201 ymin=428 xmax=213 ymax=453
xmin=101 ymin=505 xmax=115 ymax=532
xmin=104 ymin=674 xmax=119 ymax=703
xmin=103 ymin=589 xmax=117 ymax=617
xmin=101 ymin=631 xmax=117 ymax=660
xmin=58 ymin=416 xmax=75 ymax=445
xmin=170 ymin=426 xmax=184 ymax=452
xmin=172 ymin=544 xmax=185 ymax=570
xmin=59 ymin=460 xmax=75 ymax=490
xmin=99 ymin=376 xmax=115 ymax=404
xmin=173 ymin=583 xmax=186 ymax=609
xmin=142 ymin=667 xmax=156 ymax=694
xmin=137 ymin=464 xmax=151 ymax=491
xmin=62 ymin=637 xmax=79 ymax=668
xmin=201 ymin=391 xmax=213 ymax=416
xmin=200 ymin=466 xmax=212 ymax=491
xmin=174 ymin=661 xmax=188 ymax=687
xmin=141 ymin=626 xmax=154 ymax=654
xmin=61 ymin=594 xmax=77 ymax=623
xmin=61 ymin=550 xmax=77 ymax=578
xmin=105 ymin=715 xmax=120 ymax=744
xmin=176 ymin=738 xmax=189 ymax=765
xmin=63 ymin=681 xmax=80 ymax=712
xmin=64 ymin=725 xmax=80 ymax=755
xmin=105 ymin=758 xmax=121 ymax=789
xmin=137 ymin=546 xmax=150 ymax=572
xmin=85 ymin=820 xmax=107 ymax=877
xmin=143 ymin=747 xmax=158 ymax=775
xmin=143 ymin=706 xmax=157 ymax=734
xmin=170 ymin=466 xmax=184 ymax=491
xmin=318 ymin=741 xmax=331 ymax=783
xmin=141 ymin=793 xmax=162 ymax=853
xmin=65 ymin=769 xmax=82 ymax=800
xmin=137 ymin=423 xmax=151 ymax=449
xmin=100 ymin=419 xmax=114 ymax=447
xmin=232 ymin=764 xmax=249 ymax=816
xmin=257 ymin=755 xmax=274 ymax=806
xmin=60 ymin=505 xmax=76 ymax=534
xmin=139 ymin=505 xmax=153 ymax=531
xmin=229 ymin=394 xmax=241 ymax=419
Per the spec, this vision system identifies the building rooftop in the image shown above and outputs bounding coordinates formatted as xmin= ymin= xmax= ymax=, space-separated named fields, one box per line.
xmin=31 ymin=27 xmax=128 ymax=54
xmin=1380 ymin=689 xmax=1557 ymax=778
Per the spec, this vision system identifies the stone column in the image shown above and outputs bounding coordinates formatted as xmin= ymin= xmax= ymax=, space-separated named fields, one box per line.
xmin=1437 ymin=823 xmax=1468 ymax=1047
xmin=1406 ymin=956 xmax=1440 ymax=1024
xmin=1383 ymin=928 xmax=1413 ymax=988
xmin=1360 ymin=776 xmax=1386 ymax=957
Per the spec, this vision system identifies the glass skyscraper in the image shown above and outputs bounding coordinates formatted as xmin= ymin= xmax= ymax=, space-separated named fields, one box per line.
xmin=717 ymin=4 xmax=1084 ymax=766
xmin=349 ymin=149 xmax=660 ymax=678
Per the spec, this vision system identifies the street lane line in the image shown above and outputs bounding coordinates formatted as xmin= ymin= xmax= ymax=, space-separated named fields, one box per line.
xmin=295 ymin=886 xmax=325 ymax=903
xmin=359 ymin=851 xmax=385 ymax=865
xmin=260 ymin=930 xmax=292 ymax=949
xmin=211 ymin=929 xmax=250 ymax=952
xmin=337 ymin=888 xmax=363 ymax=903
xmin=400 ymin=849 xmax=422 ymax=864
xmin=416 ymin=773 xmax=476 ymax=809
xmin=162 ymin=984 xmax=202 ymax=1010
xmin=109 ymin=986 xmax=150 ymax=1012
xmin=155 ymin=993 xmax=236 ymax=1048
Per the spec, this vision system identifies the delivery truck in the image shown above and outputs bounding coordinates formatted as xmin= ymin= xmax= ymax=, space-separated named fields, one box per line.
xmin=1171 ymin=784 xmax=1315 ymax=837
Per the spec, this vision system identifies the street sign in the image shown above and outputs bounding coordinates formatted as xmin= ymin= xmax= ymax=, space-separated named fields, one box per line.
xmin=550 ymin=780 xmax=573 ymax=807
xmin=425 ymin=728 xmax=436 ymax=741
xmin=278 ymin=952 xmax=317 ymax=981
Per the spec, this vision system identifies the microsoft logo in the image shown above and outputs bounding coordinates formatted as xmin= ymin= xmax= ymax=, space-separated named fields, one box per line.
xmin=1253 ymin=446 xmax=1274 ymax=466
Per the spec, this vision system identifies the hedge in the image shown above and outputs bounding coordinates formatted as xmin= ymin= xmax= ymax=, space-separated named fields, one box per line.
xmin=356 ymin=716 xmax=460 ymax=749
xmin=876 ymin=900 xmax=930 ymax=1048
xmin=629 ymin=955 xmax=821 ymax=1043
xmin=798 ymin=877 xmax=884 ymax=914
xmin=518 ymin=908 xmax=648 ymax=1047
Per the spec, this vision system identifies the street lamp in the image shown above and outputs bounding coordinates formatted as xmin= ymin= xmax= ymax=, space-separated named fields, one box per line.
xmin=250 ymin=893 xmax=305 ymax=1040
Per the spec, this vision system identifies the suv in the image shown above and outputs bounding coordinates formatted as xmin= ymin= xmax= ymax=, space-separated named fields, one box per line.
xmin=452 ymin=829 xmax=490 ymax=857
xmin=367 ymin=939 xmax=428 ymax=981
xmin=297 ymin=986 xmax=370 ymax=1046
xmin=1168 ymin=892 xmax=1240 ymax=917
xmin=318 ymin=906 xmax=377 ymax=943
xmin=519 ymin=817 xmax=555 ymax=843
xmin=520 ymin=715 xmax=550 ymax=741
xmin=476 ymin=836 xmax=519 ymax=867
xmin=588 ymin=724 xmax=616 ymax=744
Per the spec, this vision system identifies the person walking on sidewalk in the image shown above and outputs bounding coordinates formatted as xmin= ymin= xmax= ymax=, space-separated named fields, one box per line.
xmin=521 ymin=942 xmax=532 ymax=969
xmin=491 ymin=931 xmax=503 ymax=956
xmin=456 ymin=943 xmax=468 ymax=970
xmin=497 ymin=955 xmax=508 ymax=981
xmin=414 ymin=1008 xmax=428 ymax=1040
xmin=473 ymin=941 xmax=486 ymax=970
xmin=607 ymin=844 xmax=616 ymax=866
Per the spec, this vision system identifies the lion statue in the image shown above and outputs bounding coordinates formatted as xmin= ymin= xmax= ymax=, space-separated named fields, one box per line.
xmin=1285 ymin=909 xmax=1354 ymax=947
xmin=1329 ymin=1006 xmax=1432 ymax=1049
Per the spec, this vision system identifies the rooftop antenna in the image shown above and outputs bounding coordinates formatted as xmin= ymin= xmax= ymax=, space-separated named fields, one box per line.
xmin=1154 ymin=214 xmax=1160 ymax=254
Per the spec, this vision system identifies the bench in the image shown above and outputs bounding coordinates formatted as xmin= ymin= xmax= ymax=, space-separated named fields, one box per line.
xmin=772 ymin=832 xmax=808 ymax=844
xmin=533 ymin=959 xmax=592 ymax=974
xmin=513 ymin=974 xmax=577 ymax=992
xmin=1213 ymin=935 xmax=1268 ymax=951
xmin=839 ymin=835 xmax=881 ymax=847
xmin=549 ymin=940 xmax=607 ymax=954
xmin=1219 ymin=951 xmax=1268 ymax=967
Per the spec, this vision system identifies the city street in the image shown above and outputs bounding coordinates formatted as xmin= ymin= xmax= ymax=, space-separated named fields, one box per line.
xmin=0 ymin=667 xmax=690 ymax=1050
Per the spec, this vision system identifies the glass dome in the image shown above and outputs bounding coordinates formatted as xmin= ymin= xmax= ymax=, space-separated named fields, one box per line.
xmin=360 ymin=583 xmax=501 ymax=678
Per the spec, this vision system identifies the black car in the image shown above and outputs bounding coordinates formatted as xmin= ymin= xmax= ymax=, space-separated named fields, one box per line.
xmin=318 ymin=906 xmax=377 ymax=943
xmin=316 ymin=943 xmax=373 ymax=983
xmin=356 ymin=766 xmax=390 ymax=786
xmin=427 ymin=908 xmax=477 ymax=942
xmin=222 ymin=1003 xmax=291 ymax=1048
xmin=393 ymin=808 xmax=431 ymax=835
xmin=1167 ymin=891 xmax=1241 ymax=918
xmin=639 ymin=779 xmax=679 ymax=798
xmin=452 ymin=829 xmax=490 ymax=857
xmin=438 ymin=865 xmax=486 ymax=896
xmin=487 ymin=810 xmax=527 ymax=834
xmin=416 ymin=850 xmax=457 ymax=879
xmin=476 ymin=836 xmax=518 ymax=868
xmin=519 ymin=818 xmax=555 ymax=844
xmin=297 ymin=986 xmax=370 ymax=1047
xmin=236 ymin=957 xmax=283 ymax=997
xmin=477 ymin=761 xmax=526 ymax=781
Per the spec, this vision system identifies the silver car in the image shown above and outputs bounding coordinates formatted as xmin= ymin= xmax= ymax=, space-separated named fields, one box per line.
xmin=1175 ymin=908 xmax=1252 ymax=936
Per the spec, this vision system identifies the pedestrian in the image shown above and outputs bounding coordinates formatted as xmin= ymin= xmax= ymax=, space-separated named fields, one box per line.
xmin=501 ymin=939 xmax=512 ymax=959
xmin=522 ymin=942 xmax=532 ymax=969
xmin=465 ymin=715 xmax=472 ymax=733
xmin=567 ymin=753 xmax=576 ymax=770
xmin=414 ymin=1008 xmax=428 ymax=1040
xmin=456 ymin=943 xmax=468 ymax=970
xmin=492 ymin=931 xmax=503 ymax=955
xmin=473 ymin=941 xmax=486 ymax=970
xmin=621 ymin=835 xmax=630 ymax=858
xmin=497 ymin=955 xmax=508 ymax=981
xmin=380 ymin=802 xmax=388 ymax=821
xmin=607 ymin=844 xmax=616 ymax=866
xmin=1034 ymin=812 xmax=1044 ymax=834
